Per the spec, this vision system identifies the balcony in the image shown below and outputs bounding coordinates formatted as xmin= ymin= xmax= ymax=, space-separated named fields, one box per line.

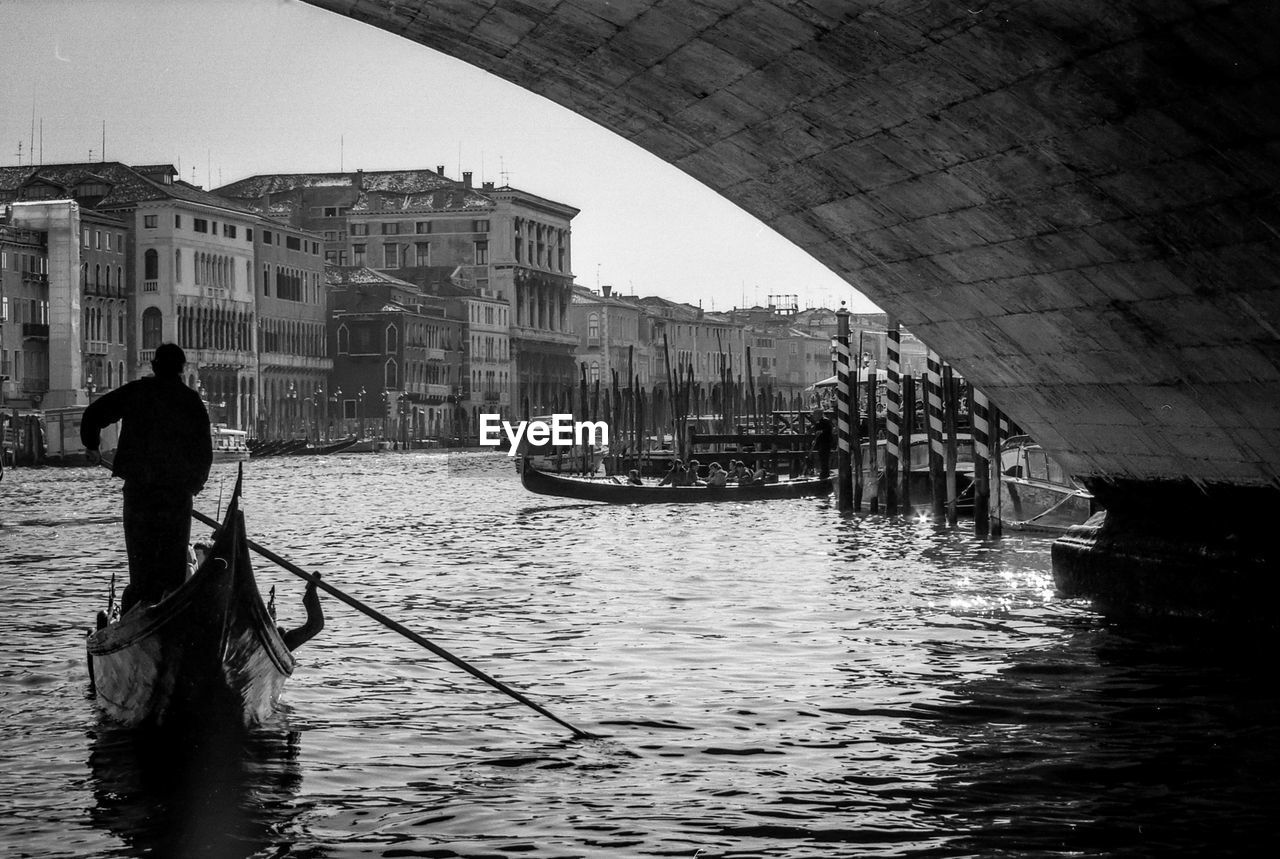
xmin=142 ymin=279 xmax=159 ymax=293
xmin=22 ymin=323 xmax=49 ymax=340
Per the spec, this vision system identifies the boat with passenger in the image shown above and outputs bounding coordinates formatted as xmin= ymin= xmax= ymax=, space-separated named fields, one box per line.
xmin=85 ymin=473 xmax=299 ymax=728
xmin=518 ymin=456 xmax=830 ymax=504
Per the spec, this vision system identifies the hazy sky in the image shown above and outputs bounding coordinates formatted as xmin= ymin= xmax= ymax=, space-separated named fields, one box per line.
xmin=1 ymin=0 xmax=878 ymax=313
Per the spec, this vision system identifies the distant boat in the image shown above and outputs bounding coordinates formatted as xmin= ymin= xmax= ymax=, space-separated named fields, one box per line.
xmin=211 ymin=423 xmax=250 ymax=462
xmin=998 ymin=435 xmax=1096 ymax=532
xmin=85 ymin=474 xmax=295 ymax=728
xmin=519 ymin=457 xmax=831 ymax=504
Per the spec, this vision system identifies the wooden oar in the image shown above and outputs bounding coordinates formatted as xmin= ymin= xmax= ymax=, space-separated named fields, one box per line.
xmin=190 ymin=508 xmax=597 ymax=740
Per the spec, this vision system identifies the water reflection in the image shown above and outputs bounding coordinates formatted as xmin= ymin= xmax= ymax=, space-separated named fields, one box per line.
xmin=910 ymin=625 xmax=1280 ymax=856
xmin=87 ymin=720 xmax=304 ymax=859
xmin=3 ymin=455 xmax=1277 ymax=857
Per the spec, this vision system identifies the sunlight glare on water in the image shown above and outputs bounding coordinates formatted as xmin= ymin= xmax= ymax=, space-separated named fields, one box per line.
xmin=1 ymin=452 xmax=1277 ymax=857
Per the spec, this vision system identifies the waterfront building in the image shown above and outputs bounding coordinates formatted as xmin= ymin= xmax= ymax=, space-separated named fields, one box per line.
xmin=254 ymin=224 xmax=330 ymax=439
xmin=0 ymin=212 xmax=52 ymax=410
xmin=215 ymin=168 xmax=578 ymax=418
xmin=326 ymin=266 xmax=464 ymax=441
xmin=0 ymin=162 xmax=327 ymax=435
xmin=77 ymin=207 xmax=131 ymax=397
xmin=570 ymin=284 xmax=653 ymax=391
xmin=403 ymin=265 xmax=512 ymax=431
xmin=638 ymin=296 xmax=748 ymax=393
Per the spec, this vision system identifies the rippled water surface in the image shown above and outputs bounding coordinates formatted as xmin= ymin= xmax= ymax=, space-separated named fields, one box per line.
xmin=2 ymin=452 xmax=1277 ymax=858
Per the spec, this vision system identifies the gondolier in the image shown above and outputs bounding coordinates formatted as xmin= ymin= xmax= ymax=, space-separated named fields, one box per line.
xmin=810 ymin=406 xmax=833 ymax=481
xmin=81 ymin=343 xmax=212 ymax=613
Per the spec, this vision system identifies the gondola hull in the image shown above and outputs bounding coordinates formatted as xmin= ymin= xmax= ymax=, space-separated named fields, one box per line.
xmin=86 ymin=490 xmax=294 ymax=728
xmin=520 ymin=460 xmax=831 ymax=504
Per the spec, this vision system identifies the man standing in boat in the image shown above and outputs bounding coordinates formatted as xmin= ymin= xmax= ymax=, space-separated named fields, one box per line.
xmin=810 ymin=406 xmax=833 ymax=481
xmin=82 ymin=343 xmax=213 ymax=613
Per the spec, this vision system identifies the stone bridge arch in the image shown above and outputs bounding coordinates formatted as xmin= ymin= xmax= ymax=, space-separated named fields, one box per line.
xmin=307 ymin=0 xmax=1280 ymax=613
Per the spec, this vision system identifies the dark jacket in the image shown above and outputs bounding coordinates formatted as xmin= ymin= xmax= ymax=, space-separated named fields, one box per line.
xmin=81 ymin=375 xmax=212 ymax=493
xmin=812 ymin=415 xmax=833 ymax=451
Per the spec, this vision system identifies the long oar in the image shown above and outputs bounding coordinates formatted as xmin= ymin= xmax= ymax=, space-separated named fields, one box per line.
xmin=190 ymin=507 xmax=597 ymax=740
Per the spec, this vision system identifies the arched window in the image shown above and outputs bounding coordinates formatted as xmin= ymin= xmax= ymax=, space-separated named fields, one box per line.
xmin=95 ymin=264 xmax=101 ymax=287
xmin=141 ymin=307 xmax=163 ymax=349
xmin=587 ymin=313 xmax=599 ymax=340
xmin=589 ymin=361 xmax=600 ymax=384
xmin=385 ymin=323 xmax=398 ymax=353
xmin=144 ymin=249 xmax=158 ymax=281
xmin=385 ymin=359 xmax=398 ymax=389
xmin=336 ymin=324 xmax=349 ymax=356
xmin=175 ymin=249 xmax=182 ymax=282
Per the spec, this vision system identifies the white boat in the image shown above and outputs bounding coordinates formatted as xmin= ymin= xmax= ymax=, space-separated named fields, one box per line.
xmin=999 ymin=434 xmax=1096 ymax=532
xmin=211 ymin=423 xmax=250 ymax=462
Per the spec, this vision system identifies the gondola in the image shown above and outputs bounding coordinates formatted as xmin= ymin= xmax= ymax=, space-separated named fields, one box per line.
xmin=288 ymin=436 xmax=358 ymax=456
xmin=85 ymin=473 xmax=295 ymax=728
xmin=519 ymin=457 xmax=831 ymax=504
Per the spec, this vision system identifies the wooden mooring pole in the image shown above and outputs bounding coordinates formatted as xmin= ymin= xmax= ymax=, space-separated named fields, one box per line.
xmin=943 ymin=363 xmax=959 ymax=527
xmin=900 ymin=373 xmax=914 ymax=514
xmin=867 ymin=368 xmax=880 ymax=514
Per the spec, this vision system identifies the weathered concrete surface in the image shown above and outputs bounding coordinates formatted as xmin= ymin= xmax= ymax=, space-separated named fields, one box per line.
xmin=305 ymin=0 xmax=1280 ymax=613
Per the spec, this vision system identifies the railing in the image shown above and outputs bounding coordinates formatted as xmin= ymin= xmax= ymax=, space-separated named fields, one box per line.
xmin=139 ymin=349 xmax=155 ymax=364
xmin=142 ymin=279 xmax=159 ymax=292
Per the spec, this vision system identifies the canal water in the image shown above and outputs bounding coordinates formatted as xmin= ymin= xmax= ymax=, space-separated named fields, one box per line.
xmin=1 ymin=452 xmax=1276 ymax=858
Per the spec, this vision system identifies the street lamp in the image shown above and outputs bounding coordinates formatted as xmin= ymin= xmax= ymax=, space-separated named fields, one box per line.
xmin=357 ymin=386 xmax=366 ymax=439
xmin=285 ymin=381 xmax=298 ymax=439
xmin=329 ymin=387 xmax=343 ymax=438
xmin=314 ymin=384 xmax=324 ymax=442
xmin=397 ymin=392 xmax=410 ymax=449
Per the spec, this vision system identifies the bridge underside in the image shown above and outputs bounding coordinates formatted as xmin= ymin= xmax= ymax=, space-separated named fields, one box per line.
xmin=307 ymin=0 xmax=1280 ymax=617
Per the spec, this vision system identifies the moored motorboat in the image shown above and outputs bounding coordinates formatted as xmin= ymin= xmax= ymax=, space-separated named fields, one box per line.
xmin=211 ymin=423 xmax=250 ymax=462
xmin=85 ymin=475 xmax=295 ymax=728
xmin=999 ymin=434 xmax=1096 ymax=532
xmin=519 ymin=457 xmax=831 ymax=504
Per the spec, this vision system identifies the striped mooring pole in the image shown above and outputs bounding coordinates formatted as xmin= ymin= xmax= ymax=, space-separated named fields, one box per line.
xmin=925 ymin=350 xmax=946 ymax=521
xmin=884 ymin=320 xmax=901 ymax=514
xmin=835 ymin=305 xmax=853 ymax=511
xmin=971 ymin=387 xmax=992 ymax=535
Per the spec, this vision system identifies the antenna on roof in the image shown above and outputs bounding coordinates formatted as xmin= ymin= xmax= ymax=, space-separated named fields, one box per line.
xmin=499 ymin=156 xmax=509 ymax=187
xmin=340 ymin=135 xmax=344 ymax=172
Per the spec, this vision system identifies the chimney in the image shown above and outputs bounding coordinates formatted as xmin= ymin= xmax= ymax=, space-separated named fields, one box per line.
xmin=462 ymin=171 xmax=472 ymax=188
xmin=482 ymin=181 xmax=494 ymax=191
xmin=601 ymin=284 xmax=613 ymax=297
xmin=437 ymin=165 xmax=445 ymax=176
xmin=354 ymin=169 xmax=364 ymax=190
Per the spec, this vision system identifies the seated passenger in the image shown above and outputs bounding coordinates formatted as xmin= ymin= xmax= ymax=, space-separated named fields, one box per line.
xmin=685 ymin=461 xmax=702 ymax=485
xmin=706 ymin=462 xmax=729 ymax=487
xmin=626 ymin=469 xmax=643 ymax=486
xmin=657 ymin=460 xmax=682 ymax=486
